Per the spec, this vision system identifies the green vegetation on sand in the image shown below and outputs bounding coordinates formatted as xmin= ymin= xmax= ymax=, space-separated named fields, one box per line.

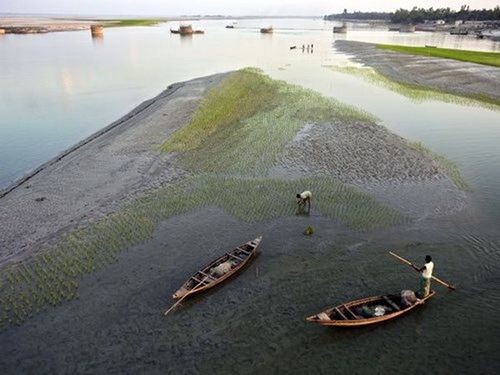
xmin=327 ymin=64 xmax=500 ymax=109
xmin=162 ymin=68 xmax=377 ymax=175
xmin=99 ymin=19 xmax=162 ymax=27
xmin=377 ymin=44 xmax=500 ymax=68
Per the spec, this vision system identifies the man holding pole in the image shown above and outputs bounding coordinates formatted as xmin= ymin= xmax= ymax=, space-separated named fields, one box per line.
xmin=417 ymin=255 xmax=434 ymax=297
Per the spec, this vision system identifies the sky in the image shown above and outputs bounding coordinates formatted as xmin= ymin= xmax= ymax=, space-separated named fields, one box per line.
xmin=0 ymin=0 xmax=499 ymax=16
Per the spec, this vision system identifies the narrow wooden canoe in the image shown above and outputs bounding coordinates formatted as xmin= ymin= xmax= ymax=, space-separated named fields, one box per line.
xmin=306 ymin=291 xmax=435 ymax=327
xmin=172 ymin=236 xmax=262 ymax=299
xmin=260 ymin=27 xmax=273 ymax=34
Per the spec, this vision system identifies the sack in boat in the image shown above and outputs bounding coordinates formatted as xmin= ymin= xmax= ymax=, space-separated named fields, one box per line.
xmin=211 ymin=261 xmax=234 ymax=277
xmin=373 ymin=305 xmax=386 ymax=316
xmin=361 ymin=305 xmax=387 ymax=317
xmin=401 ymin=290 xmax=421 ymax=306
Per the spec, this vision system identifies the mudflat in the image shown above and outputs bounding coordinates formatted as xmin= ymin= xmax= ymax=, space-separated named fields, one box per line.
xmin=334 ymin=40 xmax=500 ymax=104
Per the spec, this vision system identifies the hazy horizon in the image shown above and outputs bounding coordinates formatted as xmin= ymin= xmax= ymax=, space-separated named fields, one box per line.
xmin=0 ymin=1 xmax=499 ymax=17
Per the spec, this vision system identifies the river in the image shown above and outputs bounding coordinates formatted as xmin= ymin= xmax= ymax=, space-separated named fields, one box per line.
xmin=0 ymin=18 xmax=499 ymax=373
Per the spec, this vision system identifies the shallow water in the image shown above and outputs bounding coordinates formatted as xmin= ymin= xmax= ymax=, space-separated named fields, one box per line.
xmin=1 ymin=18 xmax=500 ymax=374
xmin=0 ymin=207 xmax=498 ymax=373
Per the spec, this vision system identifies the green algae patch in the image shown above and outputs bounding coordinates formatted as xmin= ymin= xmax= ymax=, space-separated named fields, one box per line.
xmin=327 ymin=65 xmax=500 ymax=109
xmin=162 ymin=68 xmax=282 ymax=152
xmin=408 ymin=142 xmax=471 ymax=191
xmin=377 ymin=44 xmax=500 ymax=68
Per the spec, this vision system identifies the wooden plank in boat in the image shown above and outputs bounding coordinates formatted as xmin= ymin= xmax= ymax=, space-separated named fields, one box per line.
xmin=198 ymin=270 xmax=216 ymax=280
xmin=191 ymin=275 xmax=209 ymax=285
xmin=343 ymin=305 xmax=360 ymax=320
xmin=334 ymin=307 xmax=348 ymax=320
xmin=228 ymin=253 xmax=245 ymax=262
xmin=236 ymin=246 xmax=251 ymax=255
xmin=383 ymin=296 xmax=401 ymax=311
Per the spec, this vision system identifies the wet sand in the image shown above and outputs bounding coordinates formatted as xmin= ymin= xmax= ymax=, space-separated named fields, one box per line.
xmin=334 ymin=40 xmax=500 ymax=103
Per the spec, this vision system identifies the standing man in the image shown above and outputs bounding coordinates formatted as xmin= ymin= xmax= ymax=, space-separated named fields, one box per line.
xmin=418 ymin=255 xmax=434 ymax=297
xmin=296 ymin=190 xmax=312 ymax=212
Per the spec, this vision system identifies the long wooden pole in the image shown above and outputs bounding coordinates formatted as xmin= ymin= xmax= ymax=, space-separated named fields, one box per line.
xmin=389 ymin=251 xmax=456 ymax=290
xmin=164 ymin=277 xmax=209 ymax=316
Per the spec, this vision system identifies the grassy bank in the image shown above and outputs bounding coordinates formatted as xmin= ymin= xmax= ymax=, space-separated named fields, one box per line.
xmin=162 ymin=68 xmax=377 ymax=175
xmin=377 ymin=44 xmax=500 ymax=68
xmin=327 ymin=65 xmax=500 ymax=109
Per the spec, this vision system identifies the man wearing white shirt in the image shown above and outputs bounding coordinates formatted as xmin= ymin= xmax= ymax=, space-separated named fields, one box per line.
xmin=418 ymin=255 xmax=434 ymax=297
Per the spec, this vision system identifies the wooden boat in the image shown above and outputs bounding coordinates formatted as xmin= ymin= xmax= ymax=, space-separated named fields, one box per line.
xmin=226 ymin=25 xmax=235 ymax=29
xmin=170 ymin=25 xmax=204 ymax=35
xmin=260 ymin=27 xmax=273 ymax=34
xmin=333 ymin=23 xmax=347 ymax=34
xmin=172 ymin=236 xmax=262 ymax=299
xmin=306 ymin=291 xmax=435 ymax=327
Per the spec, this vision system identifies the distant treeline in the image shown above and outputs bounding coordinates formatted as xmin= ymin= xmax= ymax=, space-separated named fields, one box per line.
xmin=324 ymin=6 xmax=500 ymax=23
xmin=324 ymin=11 xmax=391 ymax=21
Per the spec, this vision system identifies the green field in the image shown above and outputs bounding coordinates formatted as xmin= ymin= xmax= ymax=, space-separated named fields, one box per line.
xmin=377 ymin=44 xmax=500 ymax=68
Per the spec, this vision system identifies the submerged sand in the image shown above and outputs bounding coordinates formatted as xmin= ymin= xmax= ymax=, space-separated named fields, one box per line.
xmin=334 ymin=40 xmax=500 ymax=103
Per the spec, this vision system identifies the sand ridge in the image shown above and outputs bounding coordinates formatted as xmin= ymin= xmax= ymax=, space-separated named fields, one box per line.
xmin=334 ymin=40 xmax=500 ymax=103
xmin=0 ymin=73 xmax=228 ymax=267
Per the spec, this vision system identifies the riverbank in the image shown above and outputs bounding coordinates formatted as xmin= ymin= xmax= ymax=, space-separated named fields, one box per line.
xmin=334 ymin=40 xmax=500 ymax=106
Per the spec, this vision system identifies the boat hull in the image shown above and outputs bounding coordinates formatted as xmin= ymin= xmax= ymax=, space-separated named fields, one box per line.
xmin=172 ymin=236 xmax=262 ymax=299
xmin=306 ymin=291 xmax=435 ymax=327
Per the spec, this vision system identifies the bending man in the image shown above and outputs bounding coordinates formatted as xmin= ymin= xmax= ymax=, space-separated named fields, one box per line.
xmin=296 ymin=190 xmax=312 ymax=212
